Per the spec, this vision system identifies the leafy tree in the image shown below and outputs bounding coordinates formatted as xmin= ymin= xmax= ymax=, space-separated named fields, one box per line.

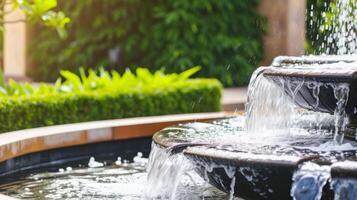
xmin=0 ymin=0 xmax=70 ymax=37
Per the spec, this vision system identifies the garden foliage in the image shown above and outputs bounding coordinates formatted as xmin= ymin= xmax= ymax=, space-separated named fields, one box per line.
xmin=0 ymin=67 xmax=222 ymax=133
xmin=0 ymin=0 xmax=70 ymax=37
xmin=29 ymin=0 xmax=264 ymax=87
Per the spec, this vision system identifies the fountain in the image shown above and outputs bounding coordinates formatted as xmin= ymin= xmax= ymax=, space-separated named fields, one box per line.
xmin=149 ymin=54 xmax=357 ymax=200
xmin=147 ymin=0 xmax=357 ymax=198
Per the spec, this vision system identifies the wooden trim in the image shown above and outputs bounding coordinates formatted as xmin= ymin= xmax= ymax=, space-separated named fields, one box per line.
xmin=0 ymin=112 xmax=230 ymax=163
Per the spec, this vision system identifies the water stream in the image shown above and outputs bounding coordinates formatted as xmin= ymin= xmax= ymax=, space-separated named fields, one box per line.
xmin=145 ymin=143 xmax=241 ymax=200
xmin=246 ymin=69 xmax=353 ymax=145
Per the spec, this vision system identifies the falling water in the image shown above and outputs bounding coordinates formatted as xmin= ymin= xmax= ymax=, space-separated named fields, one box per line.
xmin=245 ymin=57 xmax=355 ymax=144
xmin=245 ymin=68 xmax=295 ymax=133
xmin=146 ymin=143 xmax=239 ymax=199
xmin=333 ymin=84 xmax=350 ymax=144
xmin=309 ymin=0 xmax=357 ymax=54
xmin=145 ymin=143 xmax=192 ymax=199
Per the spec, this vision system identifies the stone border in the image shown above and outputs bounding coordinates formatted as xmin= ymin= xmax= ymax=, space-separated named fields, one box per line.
xmin=0 ymin=112 xmax=232 ymax=199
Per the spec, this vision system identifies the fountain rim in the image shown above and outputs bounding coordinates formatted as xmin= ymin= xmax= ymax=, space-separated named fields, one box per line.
xmin=152 ymin=114 xmax=357 ymax=181
xmin=266 ymin=55 xmax=357 ymax=80
xmin=152 ymin=131 xmax=319 ymax=170
xmin=0 ymin=112 xmax=232 ymax=200
xmin=263 ymin=69 xmax=357 ymax=81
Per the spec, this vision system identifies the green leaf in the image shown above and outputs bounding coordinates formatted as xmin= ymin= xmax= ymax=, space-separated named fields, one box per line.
xmin=60 ymin=70 xmax=83 ymax=92
xmin=177 ymin=66 xmax=201 ymax=81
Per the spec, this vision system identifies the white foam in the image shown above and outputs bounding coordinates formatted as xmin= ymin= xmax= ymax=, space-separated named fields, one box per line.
xmin=332 ymin=161 xmax=357 ymax=170
xmin=88 ymin=157 xmax=104 ymax=168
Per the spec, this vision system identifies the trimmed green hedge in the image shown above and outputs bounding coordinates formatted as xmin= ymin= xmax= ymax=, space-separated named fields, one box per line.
xmin=0 ymin=79 xmax=221 ymax=133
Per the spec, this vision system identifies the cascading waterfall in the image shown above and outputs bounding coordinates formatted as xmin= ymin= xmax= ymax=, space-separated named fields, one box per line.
xmin=146 ymin=143 xmax=238 ymax=199
xmin=245 ymin=69 xmax=295 ymax=133
xmin=245 ymin=68 xmax=351 ymax=144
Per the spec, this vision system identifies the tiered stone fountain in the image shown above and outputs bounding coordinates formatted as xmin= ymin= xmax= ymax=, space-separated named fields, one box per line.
xmin=148 ymin=55 xmax=357 ymax=200
xmin=147 ymin=0 xmax=357 ymax=198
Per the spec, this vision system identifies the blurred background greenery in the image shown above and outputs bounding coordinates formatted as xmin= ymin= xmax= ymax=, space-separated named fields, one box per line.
xmin=29 ymin=0 xmax=265 ymax=87
xmin=1 ymin=0 xmax=353 ymax=87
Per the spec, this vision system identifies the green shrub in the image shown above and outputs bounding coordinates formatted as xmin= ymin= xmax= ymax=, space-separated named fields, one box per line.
xmin=0 ymin=68 xmax=222 ymax=133
xmin=29 ymin=0 xmax=264 ymax=87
